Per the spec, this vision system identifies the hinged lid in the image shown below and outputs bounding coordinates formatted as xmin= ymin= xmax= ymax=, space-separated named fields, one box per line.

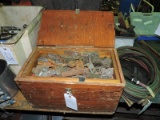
xmin=37 ymin=10 xmax=115 ymax=47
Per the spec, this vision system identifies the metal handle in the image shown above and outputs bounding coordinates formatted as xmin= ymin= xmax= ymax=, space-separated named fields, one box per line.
xmin=65 ymin=88 xmax=72 ymax=93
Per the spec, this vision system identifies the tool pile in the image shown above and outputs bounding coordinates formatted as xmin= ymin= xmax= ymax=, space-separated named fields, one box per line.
xmin=0 ymin=89 xmax=16 ymax=108
xmin=32 ymin=50 xmax=114 ymax=79
xmin=0 ymin=25 xmax=27 ymax=40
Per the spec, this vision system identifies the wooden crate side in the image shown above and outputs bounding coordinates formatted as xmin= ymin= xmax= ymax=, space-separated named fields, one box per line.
xmin=114 ymin=49 xmax=125 ymax=84
xmin=17 ymin=81 xmax=123 ymax=113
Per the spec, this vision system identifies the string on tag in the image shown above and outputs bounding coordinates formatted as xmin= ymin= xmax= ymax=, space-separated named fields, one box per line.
xmin=0 ymin=42 xmax=6 ymax=50
xmin=66 ymin=91 xmax=72 ymax=96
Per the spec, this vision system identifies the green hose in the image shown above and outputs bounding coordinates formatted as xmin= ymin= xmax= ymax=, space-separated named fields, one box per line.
xmin=117 ymin=46 xmax=160 ymax=105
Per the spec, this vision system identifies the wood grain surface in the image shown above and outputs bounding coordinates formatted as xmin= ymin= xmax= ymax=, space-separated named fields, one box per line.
xmin=37 ymin=10 xmax=115 ymax=47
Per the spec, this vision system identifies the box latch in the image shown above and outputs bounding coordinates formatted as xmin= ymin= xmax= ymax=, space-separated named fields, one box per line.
xmin=75 ymin=0 xmax=80 ymax=14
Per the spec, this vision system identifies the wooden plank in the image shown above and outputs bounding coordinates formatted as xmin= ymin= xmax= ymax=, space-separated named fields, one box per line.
xmin=6 ymin=91 xmax=114 ymax=114
xmin=37 ymin=10 xmax=115 ymax=47
xmin=16 ymin=81 xmax=123 ymax=113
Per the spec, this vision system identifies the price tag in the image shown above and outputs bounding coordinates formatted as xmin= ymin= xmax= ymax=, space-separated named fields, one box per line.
xmin=64 ymin=93 xmax=78 ymax=111
xmin=0 ymin=47 xmax=18 ymax=64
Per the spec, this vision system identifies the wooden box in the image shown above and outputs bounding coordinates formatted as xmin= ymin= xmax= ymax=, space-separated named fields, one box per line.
xmin=15 ymin=10 xmax=125 ymax=114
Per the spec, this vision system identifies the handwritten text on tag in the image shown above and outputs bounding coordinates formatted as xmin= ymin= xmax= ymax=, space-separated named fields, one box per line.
xmin=64 ymin=93 xmax=78 ymax=111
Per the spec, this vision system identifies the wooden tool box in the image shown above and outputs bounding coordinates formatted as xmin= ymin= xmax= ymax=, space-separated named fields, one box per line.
xmin=15 ymin=10 xmax=125 ymax=114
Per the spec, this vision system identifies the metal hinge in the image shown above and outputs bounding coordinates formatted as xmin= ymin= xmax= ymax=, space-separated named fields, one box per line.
xmin=75 ymin=0 xmax=80 ymax=14
xmin=75 ymin=9 xmax=80 ymax=14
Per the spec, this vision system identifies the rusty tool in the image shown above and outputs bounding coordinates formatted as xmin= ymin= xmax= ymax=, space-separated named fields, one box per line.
xmin=61 ymin=68 xmax=89 ymax=77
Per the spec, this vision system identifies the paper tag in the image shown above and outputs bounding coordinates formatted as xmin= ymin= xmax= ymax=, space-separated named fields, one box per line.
xmin=64 ymin=93 xmax=78 ymax=111
xmin=155 ymin=24 xmax=160 ymax=36
xmin=0 ymin=47 xmax=18 ymax=64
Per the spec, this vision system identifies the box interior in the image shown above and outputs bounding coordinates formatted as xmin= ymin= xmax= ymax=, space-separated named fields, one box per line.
xmin=19 ymin=47 xmax=122 ymax=84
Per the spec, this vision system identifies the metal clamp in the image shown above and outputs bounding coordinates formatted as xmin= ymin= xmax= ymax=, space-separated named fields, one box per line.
xmin=75 ymin=9 xmax=80 ymax=14
xmin=65 ymin=88 xmax=72 ymax=93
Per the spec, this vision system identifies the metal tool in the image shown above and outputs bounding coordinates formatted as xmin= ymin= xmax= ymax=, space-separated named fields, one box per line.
xmin=1 ymin=26 xmax=21 ymax=31
xmin=138 ymin=99 xmax=152 ymax=115
xmin=34 ymin=51 xmax=113 ymax=79
xmin=0 ymin=26 xmax=21 ymax=40
xmin=0 ymin=34 xmax=12 ymax=40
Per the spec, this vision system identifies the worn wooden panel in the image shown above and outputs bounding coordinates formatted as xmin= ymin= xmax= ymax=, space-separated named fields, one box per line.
xmin=17 ymin=81 xmax=123 ymax=113
xmin=37 ymin=10 xmax=115 ymax=47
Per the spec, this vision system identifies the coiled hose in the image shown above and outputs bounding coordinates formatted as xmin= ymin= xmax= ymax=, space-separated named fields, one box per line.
xmin=117 ymin=46 xmax=160 ymax=106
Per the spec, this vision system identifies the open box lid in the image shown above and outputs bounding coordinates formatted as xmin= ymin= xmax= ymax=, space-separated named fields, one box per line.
xmin=37 ymin=10 xmax=115 ymax=48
